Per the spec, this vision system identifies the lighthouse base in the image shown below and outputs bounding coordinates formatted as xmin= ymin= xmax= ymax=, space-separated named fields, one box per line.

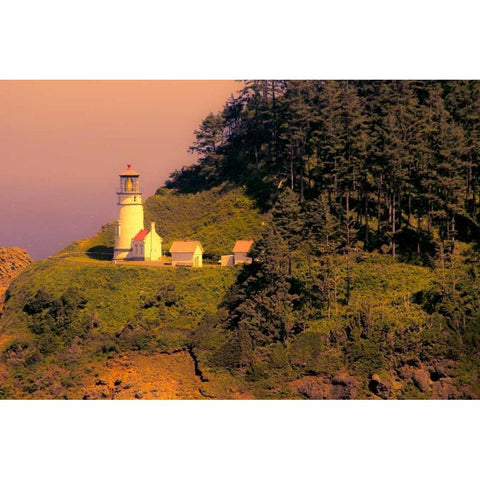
xmin=113 ymin=248 xmax=134 ymax=261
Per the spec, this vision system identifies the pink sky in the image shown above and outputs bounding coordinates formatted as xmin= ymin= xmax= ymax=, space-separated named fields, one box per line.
xmin=0 ymin=81 xmax=241 ymax=259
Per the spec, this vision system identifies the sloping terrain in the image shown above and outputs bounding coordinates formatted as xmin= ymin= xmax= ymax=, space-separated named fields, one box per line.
xmin=0 ymin=256 xmax=246 ymax=399
xmin=1 ymin=191 xmax=480 ymax=399
xmin=1 ymin=245 xmax=479 ymax=399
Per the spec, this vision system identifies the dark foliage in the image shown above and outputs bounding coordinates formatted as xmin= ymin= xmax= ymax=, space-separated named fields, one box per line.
xmin=167 ymin=81 xmax=480 ymax=254
xmin=185 ymin=81 xmax=480 ymax=397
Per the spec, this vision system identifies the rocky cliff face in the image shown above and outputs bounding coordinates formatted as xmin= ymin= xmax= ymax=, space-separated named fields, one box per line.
xmin=0 ymin=247 xmax=33 ymax=303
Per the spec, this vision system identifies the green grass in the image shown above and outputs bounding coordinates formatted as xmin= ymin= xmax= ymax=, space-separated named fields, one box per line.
xmin=57 ymin=223 xmax=115 ymax=258
xmin=2 ymin=259 xmax=238 ymax=355
xmin=0 ymin=256 xmax=242 ymax=398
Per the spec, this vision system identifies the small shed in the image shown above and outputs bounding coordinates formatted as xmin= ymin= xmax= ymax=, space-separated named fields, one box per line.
xmin=220 ymin=254 xmax=234 ymax=267
xmin=170 ymin=240 xmax=204 ymax=267
xmin=233 ymin=239 xmax=254 ymax=264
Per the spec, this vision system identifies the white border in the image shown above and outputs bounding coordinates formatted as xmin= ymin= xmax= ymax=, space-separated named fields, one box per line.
xmin=0 ymin=400 xmax=478 ymax=479
xmin=1 ymin=0 xmax=480 ymax=79
xmin=1 ymin=1 xmax=479 ymax=478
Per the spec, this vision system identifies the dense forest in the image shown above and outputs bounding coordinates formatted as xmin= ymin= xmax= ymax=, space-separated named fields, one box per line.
xmin=168 ymin=81 xmax=480 ymax=253
xmin=169 ymin=81 xmax=480 ymax=398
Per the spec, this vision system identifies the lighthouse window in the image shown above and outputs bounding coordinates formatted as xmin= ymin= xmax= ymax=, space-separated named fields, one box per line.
xmin=126 ymin=177 xmax=133 ymax=192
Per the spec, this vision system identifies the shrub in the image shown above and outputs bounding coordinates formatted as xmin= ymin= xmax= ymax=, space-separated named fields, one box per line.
xmin=23 ymin=288 xmax=55 ymax=315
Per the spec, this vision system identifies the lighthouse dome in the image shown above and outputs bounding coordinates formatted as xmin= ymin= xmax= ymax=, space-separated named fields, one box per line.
xmin=119 ymin=163 xmax=140 ymax=176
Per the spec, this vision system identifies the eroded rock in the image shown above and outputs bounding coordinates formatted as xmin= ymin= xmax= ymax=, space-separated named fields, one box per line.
xmin=296 ymin=377 xmax=330 ymax=399
xmin=369 ymin=374 xmax=392 ymax=399
xmin=412 ymin=369 xmax=431 ymax=392
xmin=0 ymin=247 xmax=33 ymax=303
xmin=331 ymin=372 xmax=360 ymax=399
xmin=294 ymin=373 xmax=360 ymax=400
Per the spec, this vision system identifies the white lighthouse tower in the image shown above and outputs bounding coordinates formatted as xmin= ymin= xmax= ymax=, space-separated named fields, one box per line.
xmin=114 ymin=163 xmax=145 ymax=261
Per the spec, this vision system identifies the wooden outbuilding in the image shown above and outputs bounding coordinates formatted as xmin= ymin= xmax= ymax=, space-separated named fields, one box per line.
xmin=169 ymin=240 xmax=204 ymax=267
xmin=232 ymin=239 xmax=254 ymax=264
xmin=220 ymin=254 xmax=234 ymax=267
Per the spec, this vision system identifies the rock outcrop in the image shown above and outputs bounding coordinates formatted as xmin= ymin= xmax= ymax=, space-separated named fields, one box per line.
xmin=293 ymin=372 xmax=360 ymax=400
xmin=412 ymin=369 xmax=431 ymax=392
xmin=0 ymin=247 xmax=33 ymax=303
xmin=331 ymin=372 xmax=360 ymax=399
xmin=368 ymin=374 xmax=392 ymax=399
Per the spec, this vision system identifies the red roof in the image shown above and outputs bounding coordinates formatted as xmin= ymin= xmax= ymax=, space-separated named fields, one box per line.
xmin=119 ymin=163 xmax=140 ymax=176
xmin=133 ymin=229 xmax=150 ymax=242
xmin=170 ymin=240 xmax=204 ymax=253
xmin=233 ymin=240 xmax=254 ymax=253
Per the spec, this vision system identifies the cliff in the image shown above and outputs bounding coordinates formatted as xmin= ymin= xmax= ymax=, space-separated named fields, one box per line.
xmin=0 ymin=247 xmax=33 ymax=303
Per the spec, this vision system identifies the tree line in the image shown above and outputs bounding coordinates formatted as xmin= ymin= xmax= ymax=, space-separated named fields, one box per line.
xmin=167 ymin=80 xmax=480 ymax=260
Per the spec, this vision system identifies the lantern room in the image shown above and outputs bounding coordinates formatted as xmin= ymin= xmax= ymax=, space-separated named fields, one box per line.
xmin=118 ymin=163 xmax=140 ymax=194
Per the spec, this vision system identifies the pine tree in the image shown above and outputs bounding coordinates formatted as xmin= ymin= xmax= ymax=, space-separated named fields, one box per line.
xmin=227 ymin=226 xmax=301 ymax=346
xmin=304 ymin=195 xmax=341 ymax=316
xmin=188 ymin=112 xmax=226 ymax=185
xmin=416 ymin=82 xmax=467 ymax=243
xmin=277 ymin=81 xmax=318 ymax=199
xmin=338 ymin=81 xmax=369 ymax=212
xmin=271 ymin=187 xmax=305 ymax=273
xmin=168 ymin=80 xmax=480 ymax=265
xmin=314 ymin=81 xmax=344 ymax=205
xmin=304 ymin=195 xmax=339 ymax=256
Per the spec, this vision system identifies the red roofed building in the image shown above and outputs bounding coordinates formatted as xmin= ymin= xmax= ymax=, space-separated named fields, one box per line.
xmin=131 ymin=222 xmax=162 ymax=261
xmin=169 ymin=240 xmax=204 ymax=267
xmin=133 ymin=230 xmax=150 ymax=242
xmin=232 ymin=239 xmax=254 ymax=264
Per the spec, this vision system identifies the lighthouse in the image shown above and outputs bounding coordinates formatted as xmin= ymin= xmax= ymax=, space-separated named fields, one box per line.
xmin=114 ymin=163 xmax=145 ymax=260
xmin=113 ymin=164 xmax=162 ymax=262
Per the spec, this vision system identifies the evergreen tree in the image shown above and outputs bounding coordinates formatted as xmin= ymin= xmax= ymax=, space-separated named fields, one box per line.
xmin=188 ymin=112 xmax=226 ymax=186
xmin=304 ymin=195 xmax=341 ymax=316
xmin=271 ymin=187 xmax=305 ymax=273
xmin=226 ymin=226 xmax=301 ymax=346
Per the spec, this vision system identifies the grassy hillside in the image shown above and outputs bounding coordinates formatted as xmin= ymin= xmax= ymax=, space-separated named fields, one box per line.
xmin=0 ymin=184 xmax=264 ymax=399
xmin=192 ymin=253 xmax=433 ymax=398
xmin=0 ymin=259 xmax=242 ymax=398
xmin=58 ymin=185 xmax=265 ymax=261
xmin=57 ymin=223 xmax=115 ymax=259
xmin=1 ymin=248 xmax=480 ymax=399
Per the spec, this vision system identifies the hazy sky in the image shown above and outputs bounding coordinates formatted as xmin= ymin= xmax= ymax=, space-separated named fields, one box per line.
xmin=0 ymin=80 xmax=241 ymax=259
